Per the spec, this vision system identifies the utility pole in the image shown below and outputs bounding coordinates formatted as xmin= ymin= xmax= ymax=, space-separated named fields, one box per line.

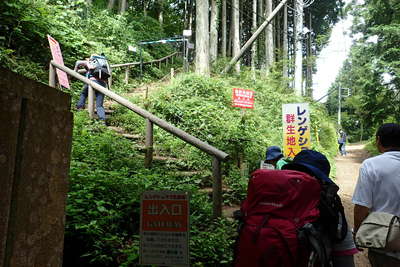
xmin=338 ymin=88 xmax=351 ymax=125
xmin=294 ymin=0 xmax=304 ymax=96
xmin=338 ymin=87 xmax=342 ymax=126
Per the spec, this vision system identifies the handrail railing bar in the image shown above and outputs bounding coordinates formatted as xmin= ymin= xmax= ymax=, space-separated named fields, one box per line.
xmin=50 ymin=60 xmax=228 ymax=161
xmin=110 ymin=52 xmax=181 ymax=69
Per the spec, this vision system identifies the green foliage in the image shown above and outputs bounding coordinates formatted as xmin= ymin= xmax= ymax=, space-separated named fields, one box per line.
xmin=66 ymin=112 xmax=242 ymax=266
xmin=112 ymin=71 xmax=338 ymax=176
xmin=0 ymin=0 xmax=178 ymax=88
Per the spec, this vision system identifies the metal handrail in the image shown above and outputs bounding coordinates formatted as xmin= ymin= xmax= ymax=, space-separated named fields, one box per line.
xmin=110 ymin=52 xmax=180 ymax=83
xmin=110 ymin=52 xmax=180 ymax=68
xmin=49 ymin=60 xmax=228 ymax=217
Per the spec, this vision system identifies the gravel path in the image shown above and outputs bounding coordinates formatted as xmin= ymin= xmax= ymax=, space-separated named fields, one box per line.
xmin=335 ymin=144 xmax=371 ymax=267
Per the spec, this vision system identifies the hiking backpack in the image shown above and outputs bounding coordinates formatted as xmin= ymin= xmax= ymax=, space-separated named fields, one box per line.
xmin=234 ymin=169 xmax=347 ymax=267
xmin=89 ymin=55 xmax=110 ymax=80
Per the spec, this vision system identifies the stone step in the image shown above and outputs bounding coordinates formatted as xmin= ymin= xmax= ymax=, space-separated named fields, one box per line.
xmin=136 ymin=154 xmax=180 ymax=161
xmin=198 ymin=186 xmax=232 ymax=194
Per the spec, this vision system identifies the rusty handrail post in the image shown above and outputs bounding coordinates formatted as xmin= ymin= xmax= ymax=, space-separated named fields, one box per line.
xmin=212 ymin=156 xmax=222 ymax=218
xmin=145 ymin=118 xmax=153 ymax=168
xmin=49 ymin=62 xmax=56 ymax=88
xmin=88 ymin=85 xmax=95 ymax=119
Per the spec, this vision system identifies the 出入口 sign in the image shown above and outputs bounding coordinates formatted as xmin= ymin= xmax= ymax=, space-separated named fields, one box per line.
xmin=47 ymin=35 xmax=70 ymax=89
xmin=282 ymin=103 xmax=311 ymax=158
xmin=232 ymin=88 xmax=255 ymax=109
xmin=140 ymin=191 xmax=189 ymax=266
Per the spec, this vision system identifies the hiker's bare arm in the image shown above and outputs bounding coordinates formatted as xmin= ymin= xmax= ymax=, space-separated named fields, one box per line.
xmin=353 ymin=204 xmax=369 ymax=233
xmin=74 ymin=60 xmax=89 ymax=72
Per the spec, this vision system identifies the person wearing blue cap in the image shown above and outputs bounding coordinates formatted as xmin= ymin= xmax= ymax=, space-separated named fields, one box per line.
xmin=264 ymin=146 xmax=289 ymax=170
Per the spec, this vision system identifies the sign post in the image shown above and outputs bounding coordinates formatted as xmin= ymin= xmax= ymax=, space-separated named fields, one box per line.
xmin=140 ymin=191 xmax=190 ymax=266
xmin=47 ymin=35 xmax=70 ymax=89
xmin=282 ymin=103 xmax=311 ymax=158
xmin=232 ymin=88 xmax=255 ymax=176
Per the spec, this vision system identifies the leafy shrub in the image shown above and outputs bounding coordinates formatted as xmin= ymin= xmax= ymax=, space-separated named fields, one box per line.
xmin=66 ymin=112 xmax=239 ymax=266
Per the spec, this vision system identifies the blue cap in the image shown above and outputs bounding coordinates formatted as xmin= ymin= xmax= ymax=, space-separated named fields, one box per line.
xmin=265 ymin=146 xmax=283 ymax=161
xmin=282 ymin=150 xmax=333 ymax=184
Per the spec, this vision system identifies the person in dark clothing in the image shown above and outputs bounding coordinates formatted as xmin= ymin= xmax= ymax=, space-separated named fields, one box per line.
xmin=74 ymin=54 xmax=110 ymax=122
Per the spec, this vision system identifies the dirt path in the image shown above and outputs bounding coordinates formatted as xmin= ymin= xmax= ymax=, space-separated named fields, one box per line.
xmin=335 ymin=144 xmax=371 ymax=267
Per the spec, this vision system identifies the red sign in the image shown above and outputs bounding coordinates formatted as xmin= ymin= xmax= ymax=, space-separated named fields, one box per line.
xmin=232 ymin=88 xmax=255 ymax=109
xmin=140 ymin=191 xmax=190 ymax=265
xmin=47 ymin=35 xmax=70 ymax=89
xmin=141 ymin=199 xmax=189 ymax=232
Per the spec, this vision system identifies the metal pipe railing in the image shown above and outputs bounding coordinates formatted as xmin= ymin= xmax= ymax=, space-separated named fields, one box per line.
xmin=111 ymin=52 xmax=181 ymax=84
xmin=49 ymin=60 xmax=229 ymax=218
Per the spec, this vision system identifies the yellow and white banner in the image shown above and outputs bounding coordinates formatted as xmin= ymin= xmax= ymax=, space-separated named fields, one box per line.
xmin=282 ymin=103 xmax=311 ymax=158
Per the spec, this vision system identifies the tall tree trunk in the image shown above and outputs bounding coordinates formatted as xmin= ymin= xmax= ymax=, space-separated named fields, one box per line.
xmin=233 ymin=0 xmax=240 ymax=73
xmin=265 ymin=0 xmax=274 ymax=73
xmin=228 ymin=10 xmax=234 ymax=57
xmin=258 ymin=0 xmax=264 ymax=68
xmin=107 ymin=0 xmax=116 ymax=10
xmin=221 ymin=0 xmax=227 ymax=57
xmin=282 ymin=3 xmax=288 ymax=78
xmin=251 ymin=0 xmax=257 ymax=78
xmin=294 ymin=0 xmax=304 ymax=96
xmin=195 ymin=0 xmax=210 ymax=76
xmin=275 ymin=0 xmax=281 ymax=61
xmin=144 ymin=0 xmax=147 ymax=16
xmin=210 ymin=0 xmax=219 ymax=62
xmin=305 ymin=11 xmax=313 ymax=97
xmin=119 ymin=0 xmax=127 ymax=14
xmin=158 ymin=0 xmax=164 ymax=25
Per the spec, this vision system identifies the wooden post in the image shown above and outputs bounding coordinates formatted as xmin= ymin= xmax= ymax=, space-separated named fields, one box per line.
xmin=145 ymin=118 xmax=153 ymax=168
xmin=124 ymin=66 xmax=130 ymax=84
xmin=170 ymin=68 xmax=174 ymax=80
xmin=88 ymin=85 xmax=95 ymax=119
xmin=49 ymin=62 xmax=56 ymax=88
xmin=159 ymin=61 xmax=162 ymax=69
xmin=212 ymin=156 xmax=222 ymax=218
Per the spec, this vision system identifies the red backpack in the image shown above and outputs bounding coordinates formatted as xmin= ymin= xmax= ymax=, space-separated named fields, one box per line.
xmin=234 ymin=169 xmax=322 ymax=267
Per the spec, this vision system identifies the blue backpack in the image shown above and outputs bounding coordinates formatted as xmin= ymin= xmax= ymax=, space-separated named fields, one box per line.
xmin=89 ymin=55 xmax=110 ymax=80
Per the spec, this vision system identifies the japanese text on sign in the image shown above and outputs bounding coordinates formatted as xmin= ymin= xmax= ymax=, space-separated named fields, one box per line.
xmin=282 ymin=103 xmax=311 ymax=158
xmin=232 ymin=88 xmax=255 ymax=109
xmin=47 ymin=35 xmax=70 ymax=89
xmin=140 ymin=191 xmax=189 ymax=266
